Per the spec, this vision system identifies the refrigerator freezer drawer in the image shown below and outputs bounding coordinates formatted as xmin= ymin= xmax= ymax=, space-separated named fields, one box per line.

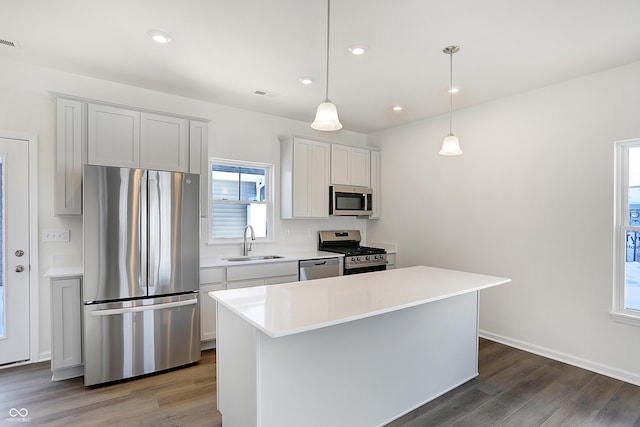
xmin=83 ymin=294 xmax=200 ymax=386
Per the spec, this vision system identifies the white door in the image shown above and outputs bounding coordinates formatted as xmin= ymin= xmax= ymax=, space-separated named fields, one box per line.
xmin=0 ymin=137 xmax=30 ymax=365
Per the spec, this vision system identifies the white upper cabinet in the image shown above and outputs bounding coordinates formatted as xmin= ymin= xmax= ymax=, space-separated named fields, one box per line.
xmin=54 ymin=98 xmax=84 ymax=215
xmin=88 ymin=104 xmax=191 ymax=172
xmin=330 ymin=144 xmax=371 ymax=187
xmin=140 ymin=112 xmax=188 ymax=172
xmin=54 ymin=94 xmax=209 ymax=215
xmin=281 ymin=137 xmax=330 ymax=218
xmin=189 ymin=120 xmax=209 ymax=218
xmin=88 ymin=103 xmax=140 ymax=168
xmin=370 ymin=149 xmax=381 ymax=219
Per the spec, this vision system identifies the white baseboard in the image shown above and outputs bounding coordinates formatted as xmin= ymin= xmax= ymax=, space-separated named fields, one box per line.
xmin=39 ymin=351 xmax=51 ymax=362
xmin=479 ymin=330 xmax=640 ymax=387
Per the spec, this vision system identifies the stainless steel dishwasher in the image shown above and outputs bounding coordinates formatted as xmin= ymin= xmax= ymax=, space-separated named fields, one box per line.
xmin=299 ymin=258 xmax=341 ymax=281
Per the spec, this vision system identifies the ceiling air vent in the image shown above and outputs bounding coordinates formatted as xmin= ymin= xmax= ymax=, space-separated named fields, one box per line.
xmin=252 ymin=89 xmax=277 ymax=97
xmin=0 ymin=38 xmax=18 ymax=48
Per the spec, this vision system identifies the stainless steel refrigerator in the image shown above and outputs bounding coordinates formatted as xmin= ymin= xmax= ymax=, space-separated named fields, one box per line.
xmin=82 ymin=165 xmax=200 ymax=386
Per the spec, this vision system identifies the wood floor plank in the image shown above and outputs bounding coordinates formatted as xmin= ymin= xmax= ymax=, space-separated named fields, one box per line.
xmin=589 ymin=382 xmax=640 ymax=426
xmin=451 ymin=390 xmax=528 ymax=426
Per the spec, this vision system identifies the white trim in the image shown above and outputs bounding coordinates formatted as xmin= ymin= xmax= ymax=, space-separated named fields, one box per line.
xmin=0 ymin=131 xmax=39 ymax=363
xmin=480 ymin=330 xmax=640 ymax=386
xmin=610 ymin=311 xmax=640 ymax=327
xmin=612 ymin=138 xmax=640 ymax=323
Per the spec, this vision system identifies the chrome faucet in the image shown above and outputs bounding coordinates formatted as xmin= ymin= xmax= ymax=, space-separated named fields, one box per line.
xmin=243 ymin=225 xmax=255 ymax=256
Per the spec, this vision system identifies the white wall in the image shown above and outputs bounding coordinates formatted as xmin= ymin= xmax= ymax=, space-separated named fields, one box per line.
xmin=0 ymin=58 xmax=369 ymax=359
xmin=367 ymin=61 xmax=640 ymax=383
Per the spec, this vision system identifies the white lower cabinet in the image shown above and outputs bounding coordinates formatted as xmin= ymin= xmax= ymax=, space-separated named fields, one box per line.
xmin=386 ymin=253 xmax=396 ymax=270
xmin=200 ymin=267 xmax=225 ymax=346
xmin=201 ymin=261 xmax=299 ymax=347
xmin=50 ymin=276 xmax=83 ymax=380
xmin=226 ymin=261 xmax=298 ymax=283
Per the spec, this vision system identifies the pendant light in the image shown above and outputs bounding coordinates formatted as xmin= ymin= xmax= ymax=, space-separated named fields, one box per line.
xmin=311 ymin=0 xmax=342 ymax=131
xmin=439 ymin=45 xmax=462 ymax=156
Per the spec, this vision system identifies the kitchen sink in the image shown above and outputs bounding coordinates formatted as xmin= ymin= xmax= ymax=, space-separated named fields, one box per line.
xmin=224 ymin=255 xmax=285 ymax=262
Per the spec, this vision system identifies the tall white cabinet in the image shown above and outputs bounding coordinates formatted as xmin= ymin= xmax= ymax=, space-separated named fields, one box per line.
xmin=54 ymin=98 xmax=84 ymax=215
xmin=281 ymin=137 xmax=330 ymax=218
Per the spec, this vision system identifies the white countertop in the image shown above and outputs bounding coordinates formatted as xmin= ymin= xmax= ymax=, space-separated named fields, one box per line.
xmin=210 ymin=265 xmax=511 ymax=338
xmin=200 ymin=250 xmax=342 ymax=268
xmin=44 ymin=266 xmax=84 ymax=278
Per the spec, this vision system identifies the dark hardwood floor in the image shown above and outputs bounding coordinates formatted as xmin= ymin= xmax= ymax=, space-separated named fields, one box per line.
xmin=0 ymin=351 xmax=220 ymax=426
xmin=1 ymin=340 xmax=639 ymax=426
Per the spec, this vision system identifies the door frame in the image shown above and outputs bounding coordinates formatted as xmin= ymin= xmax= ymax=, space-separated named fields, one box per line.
xmin=0 ymin=130 xmax=39 ymax=363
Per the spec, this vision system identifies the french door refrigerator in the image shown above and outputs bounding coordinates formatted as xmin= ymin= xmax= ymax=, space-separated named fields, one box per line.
xmin=83 ymin=164 xmax=200 ymax=386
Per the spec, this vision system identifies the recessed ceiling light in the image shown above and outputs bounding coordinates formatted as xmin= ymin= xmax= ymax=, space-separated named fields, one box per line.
xmin=392 ymin=105 xmax=403 ymax=111
xmin=348 ymin=45 xmax=367 ymax=56
xmin=299 ymin=76 xmax=314 ymax=85
xmin=148 ymin=30 xmax=172 ymax=44
xmin=448 ymin=87 xmax=459 ymax=94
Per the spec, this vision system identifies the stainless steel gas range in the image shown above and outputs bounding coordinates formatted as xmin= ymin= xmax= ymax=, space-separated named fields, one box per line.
xmin=318 ymin=230 xmax=387 ymax=275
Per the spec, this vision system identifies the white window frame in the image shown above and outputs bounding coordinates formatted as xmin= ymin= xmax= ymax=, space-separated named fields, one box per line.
xmin=208 ymin=157 xmax=274 ymax=244
xmin=611 ymin=138 xmax=640 ymax=326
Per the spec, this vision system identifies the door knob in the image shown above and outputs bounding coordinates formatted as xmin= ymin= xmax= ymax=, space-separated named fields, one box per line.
xmin=15 ymin=265 xmax=24 ymax=273
xmin=15 ymin=249 xmax=24 ymax=257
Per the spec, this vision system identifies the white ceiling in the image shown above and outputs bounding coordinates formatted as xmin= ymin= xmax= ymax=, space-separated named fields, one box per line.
xmin=1 ymin=0 xmax=639 ymax=134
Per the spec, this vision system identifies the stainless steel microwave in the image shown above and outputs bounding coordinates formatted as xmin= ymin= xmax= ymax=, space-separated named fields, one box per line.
xmin=330 ymin=185 xmax=373 ymax=216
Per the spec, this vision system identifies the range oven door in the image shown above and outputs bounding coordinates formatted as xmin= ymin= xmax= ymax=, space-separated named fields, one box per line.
xmin=344 ymin=264 xmax=387 ymax=275
xmin=83 ymin=293 xmax=200 ymax=386
xmin=330 ymin=185 xmax=373 ymax=216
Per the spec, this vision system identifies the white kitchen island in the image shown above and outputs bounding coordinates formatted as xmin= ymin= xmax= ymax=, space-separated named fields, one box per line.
xmin=209 ymin=266 xmax=511 ymax=427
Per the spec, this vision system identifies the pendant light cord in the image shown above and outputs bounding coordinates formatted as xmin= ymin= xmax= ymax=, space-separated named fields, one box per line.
xmin=449 ymin=50 xmax=453 ymax=135
xmin=324 ymin=0 xmax=331 ymax=102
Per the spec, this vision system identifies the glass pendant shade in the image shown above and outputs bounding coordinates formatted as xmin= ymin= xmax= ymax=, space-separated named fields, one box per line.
xmin=311 ymin=101 xmax=343 ymax=131
xmin=439 ymin=134 xmax=463 ymax=156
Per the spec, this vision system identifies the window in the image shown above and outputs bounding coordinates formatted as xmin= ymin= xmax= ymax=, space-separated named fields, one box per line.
xmin=612 ymin=139 xmax=640 ymax=325
xmin=209 ymin=158 xmax=272 ymax=241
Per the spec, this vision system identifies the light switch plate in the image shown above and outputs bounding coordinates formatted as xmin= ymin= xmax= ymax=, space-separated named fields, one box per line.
xmin=42 ymin=228 xmax=70 ymax=242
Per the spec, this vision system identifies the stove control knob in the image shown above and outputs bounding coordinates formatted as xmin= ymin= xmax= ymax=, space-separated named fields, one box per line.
xmin=365 ymin=256 xmax=370 ymax=261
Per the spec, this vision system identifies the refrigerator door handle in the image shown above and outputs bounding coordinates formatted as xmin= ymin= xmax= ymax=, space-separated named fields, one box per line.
xmin=89 ymin=298 xmax=198 ymax=316
xmin=140 ymin=171 xmax=148 ymax=292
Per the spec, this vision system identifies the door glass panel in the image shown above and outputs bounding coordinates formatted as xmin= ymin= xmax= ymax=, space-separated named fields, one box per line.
xmin=0 ymin=155 xmax=4 ymax=338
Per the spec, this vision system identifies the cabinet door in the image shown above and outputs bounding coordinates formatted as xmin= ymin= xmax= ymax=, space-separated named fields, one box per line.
xmin=200 ymin=282 xmax=225 ymax=341
xmin=140 ymin=112 xmax=188 ymax=172
xmin=310 ymin=141 xmax=330 ymax=217
xmin=88 ymin=103 xmax=140 ymax=168
xmin=331 ymin=144 xmax=351 ymax=185
xmin=292 ymin=139 xmax=312 ymax=217
xmin=51 ymin=277 xmax=82 ymax=374
xmin=190 ymin=120 xmax=209 ymax=218
xmin=350 ymin=147 xmax=371 ymax=187
xmin=264 ymin=274 xmax=299 ymax=285
xmin=226 ymin=278 xmax=265 ymax=290
xmin=370 ymin=150 xmax=381 ymax=218
xmin=54 ymin=98 xmax=84 ymax=215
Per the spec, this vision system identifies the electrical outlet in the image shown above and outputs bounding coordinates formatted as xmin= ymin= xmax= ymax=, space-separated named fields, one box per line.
xmin=42 ymin=228 xmax=70 ymax=242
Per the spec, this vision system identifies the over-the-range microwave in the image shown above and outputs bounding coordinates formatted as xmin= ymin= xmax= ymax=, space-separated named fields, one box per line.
xmin=329 ymin=185 xmax=373 ymax=216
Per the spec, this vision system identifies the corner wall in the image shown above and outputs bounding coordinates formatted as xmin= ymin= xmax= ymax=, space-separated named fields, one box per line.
xmin=367 ymin=61 xmax=640 ymax=383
